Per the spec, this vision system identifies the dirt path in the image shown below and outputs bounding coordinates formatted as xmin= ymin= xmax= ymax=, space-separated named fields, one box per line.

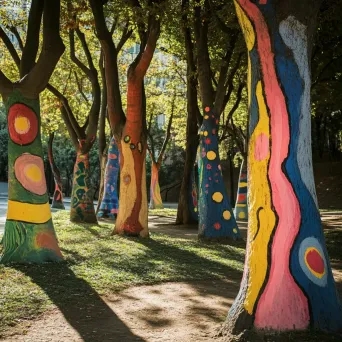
xmin=2 ymin=212 xmax=341 ymax=342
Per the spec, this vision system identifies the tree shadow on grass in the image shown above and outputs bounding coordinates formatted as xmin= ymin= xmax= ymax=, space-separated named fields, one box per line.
xmin=14 ymin=263 xmax=145 ymax=342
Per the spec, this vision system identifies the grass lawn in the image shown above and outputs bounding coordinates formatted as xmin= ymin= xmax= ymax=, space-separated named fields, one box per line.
xmin=0 ymin=210 xmax=244 ymax=336
xmin=148 ymin=208 xmax=178 ymax=216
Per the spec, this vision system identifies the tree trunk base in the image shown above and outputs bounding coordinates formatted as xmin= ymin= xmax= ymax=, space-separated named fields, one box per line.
xmin=51 ymin=200 xmax=65 ymax=210
xmin=0 ymin=219 xmax=63 ymax=264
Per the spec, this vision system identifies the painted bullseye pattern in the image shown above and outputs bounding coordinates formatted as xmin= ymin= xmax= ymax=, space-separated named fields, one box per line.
xmin=299 ymin=237 xmax=327 ymax=286
xmin=14 ymin=153 xmax=46 ymax=195
xmin=8 ymin=103 xmax=38 ymax=145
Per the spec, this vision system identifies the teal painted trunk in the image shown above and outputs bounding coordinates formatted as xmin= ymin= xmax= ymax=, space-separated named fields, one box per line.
xmin=70 ymin=151 xmax=97 ymax=223
xmin=98 ymin=137 xmax=119 ymax=219
xmin=1 ymin=91 xmax=62 ymax=264
xmin=234 ymin=160 xmax=248 ymax=221
xmin=197 ymin=107 xmax=241 ymax=240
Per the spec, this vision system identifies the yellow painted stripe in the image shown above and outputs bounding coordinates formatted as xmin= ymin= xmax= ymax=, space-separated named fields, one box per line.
xmin=7 ymin=200 xmax=51 ymax=224
xmin=239 ymin=182 xmax=248 ymax=187
xmin=236 ymin=204 xmax=247 ymax=207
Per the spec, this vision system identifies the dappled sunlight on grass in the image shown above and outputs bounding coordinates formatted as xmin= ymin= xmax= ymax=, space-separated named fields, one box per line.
xmin=0 ymin=210 xmax=244 ymax=335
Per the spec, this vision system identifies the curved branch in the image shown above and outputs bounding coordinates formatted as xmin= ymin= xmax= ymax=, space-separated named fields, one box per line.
xmin=0 ymin=26 xmax=20 ymax=68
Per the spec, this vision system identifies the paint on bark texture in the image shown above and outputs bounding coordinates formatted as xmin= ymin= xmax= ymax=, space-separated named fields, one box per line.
xmin=227 ymin=0 xmax=342 ymax=333
xmin=149 ymin=162 xmax=163 ymax=209
xmin=98 ymin=137 xmax=119 ymax=219
xmin=114 ymin=135 xmax=148 ymax=237
xmin=234 ymin=160 xmax=248 ymax=221
xmin=1 ymin=91 xmax=62 ymax=263
xmin=197 ymin=107 xmax=241 ymax=240
xmin=70 ymin=151 xmax=97 ymax=223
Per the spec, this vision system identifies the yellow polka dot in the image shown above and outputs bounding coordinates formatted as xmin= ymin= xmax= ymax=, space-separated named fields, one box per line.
xmin=207 ymin=151 xmax=216 ymax=161
xmin=223 ymin=210 xmax=231 ymax=220
xmin=194 ymin=208 xmax=197 ymax=212
xmin=25 ymin=164 xmax=42 ymax=182
xmin=200 ymin=131 xmax=203 ymax=135
xmin=15 ymin=116 xmax=30 ymax=134
xmin=203 ymin=131 xmax=208 ymax=136
xmin=212 ymin=192 xmax=223 ymax=203
xmin=233 ymin=228 xmax=238 ymax=234
xmin=239 ymin=212 xmax=246 ymax=219
xmin=204 ymin=115 xmax=209 ymax=119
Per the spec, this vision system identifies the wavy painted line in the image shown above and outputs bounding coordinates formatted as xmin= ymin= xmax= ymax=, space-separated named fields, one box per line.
xmin=237 ymin=0 xmax=309 ymax=329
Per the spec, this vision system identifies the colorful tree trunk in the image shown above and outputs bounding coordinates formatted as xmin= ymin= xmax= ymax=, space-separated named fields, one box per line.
xmin=70 ymin=150 xmax=97 ymax=223
xmin=48 ymin=133 xmax=65 ymax=210
xmin=226 ymin=0 xmax=342 ymax=333
xmin=198 ymin=107 xmax=241 ymax=240
xmin=233 ymin=160 xmax=247 ymax=221
xmin=98 ymin=136 xmax=119 ymax=219
xmin=114 ymin=136 xmax=148 ymax=237
xmin=149 ymin=162 xmax=163 ymax=210
xmin=1 ymin=91 xmax=62 ymax=263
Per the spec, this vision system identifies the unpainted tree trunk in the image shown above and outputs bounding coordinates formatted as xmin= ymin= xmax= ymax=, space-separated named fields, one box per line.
xmin=1 ymin=92 xmax=62 ymax=263
xmin=149 ymin=161 xmax=163 ymax=209
xmin=98 ymin=136 xmax=119 ymax=219
xmin=224 ymin=0 xmax=342 ymax=335
xmin=48 ymin=133 xmax=65 ymax=210
xmin=233 ymin=160 xmax=247 ymax=221
xmin=70 ymin=150 xmax=97 ymax=223
xmin=96 ymin=152 xmax=107 ymax=214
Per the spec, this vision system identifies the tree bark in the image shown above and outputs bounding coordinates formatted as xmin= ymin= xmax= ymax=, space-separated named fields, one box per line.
xmin=224 ymin=0 xmax=341 ymax=335
xmin=70 ymin=150 xmax=97 ymax=223
xmin=48 ymin=132 xmax=65 ymax=210
xmin=233 ymin=159 xmax=247 ymax=221
xmin=197 ymin=107 xmax=241 ymax=241
xmin=0 ymin=0 xmax=64 ymax=264
xmin=98 ymin=136 xmax=120 ymax=219
xmin=1 ymin=92 xmax=62 ymax=263
xmin=149 ymin=161 xmax=163 ymax=209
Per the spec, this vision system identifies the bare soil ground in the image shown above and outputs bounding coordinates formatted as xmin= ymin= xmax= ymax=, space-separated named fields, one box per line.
xmin=2 ymin=212 xmax=342 ymax=342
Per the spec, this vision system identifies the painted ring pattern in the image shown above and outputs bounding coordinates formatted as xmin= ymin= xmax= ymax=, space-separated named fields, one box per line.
xmin=298 ymin=237 xmax=328 ymax=287
xmin=8 ymin=103 xmax=38 ymax=145
xmin=14 ymin=153 xmax=47 ymax=195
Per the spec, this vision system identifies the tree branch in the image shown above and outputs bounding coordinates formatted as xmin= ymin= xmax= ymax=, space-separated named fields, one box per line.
xmin=20 ymin=0 xmax=44 ymax=78
xmin=0 ymin=26 xmax=20 ymax=68
xmin=19 ymin=0 xmax=65 ymax=98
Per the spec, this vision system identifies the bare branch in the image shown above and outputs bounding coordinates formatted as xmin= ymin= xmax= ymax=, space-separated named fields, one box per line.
xmin=20 ymin=0 xmax=44 ymax=77
xmin=8 ymin=26 xmax=24 ymax=51
xmin=0 ymin=26 xmax=20 ymax=67
xmin=19 ymin=0 xmax=65 ymax=98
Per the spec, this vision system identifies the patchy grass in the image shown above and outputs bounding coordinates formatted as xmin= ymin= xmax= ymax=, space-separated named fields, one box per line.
xmin=149 ymin=208 xmax=178 ymax=217
xmin=0 ymin=210 xmax=244 ymax=336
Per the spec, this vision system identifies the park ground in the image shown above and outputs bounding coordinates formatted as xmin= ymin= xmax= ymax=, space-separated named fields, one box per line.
xmin=0 ymin=209 xmax=342 ymax=342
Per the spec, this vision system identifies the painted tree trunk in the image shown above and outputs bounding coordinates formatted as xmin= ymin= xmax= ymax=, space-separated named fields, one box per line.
xmin=198 ymin=107 xmax=241 ymax=240
xmin=1 ymin=91 xmax=62 ymax=263
xmin=189 ymin=162 xmax=199 ymax=222
xmin=149 ymin=162 xmax=163 ymax=210
xmin=98 ymin=136 xmax=119 ymax=219
xmin=226 ymin=0 xmax=342 ymax=333
xmin=48 ymin=134 xmax=65 ymax=210
xmin=113 ymin=137 xmax=148 ymax=237
xmin=70 ymin=151 xmax=97 ymax=223
xmin=233 ymin=160 xmax=248 ymax=221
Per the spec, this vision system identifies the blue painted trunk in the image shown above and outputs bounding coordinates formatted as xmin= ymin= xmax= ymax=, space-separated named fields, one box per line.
xmin=97 ymin=137 xmax=119 ymax=219
xmin=197 ymin=107 xmax=241 ymax=240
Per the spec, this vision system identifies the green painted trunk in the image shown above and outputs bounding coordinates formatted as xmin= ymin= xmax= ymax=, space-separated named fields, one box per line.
xmin=1 ymin=91 xmax=62 ymax=264
xmin=70 ymin=151 xmax=97 ymax=223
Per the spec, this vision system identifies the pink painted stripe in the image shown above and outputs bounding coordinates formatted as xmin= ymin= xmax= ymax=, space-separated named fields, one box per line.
xmin=237 ymin=0 xmax=309 ymax=329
